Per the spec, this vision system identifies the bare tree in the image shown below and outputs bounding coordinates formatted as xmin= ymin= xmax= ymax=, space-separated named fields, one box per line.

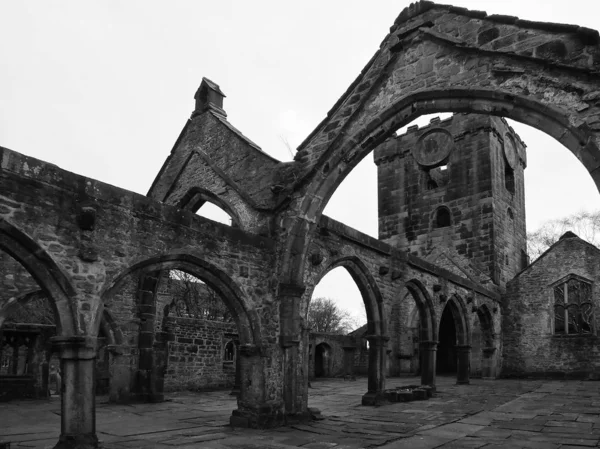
xmin=307 ymin=297 xmax=357 ymax=334
xmin=167 ymin=270 xmax=232 ymax=322
xmin=527 ymin=210 xmax=600 ymax=261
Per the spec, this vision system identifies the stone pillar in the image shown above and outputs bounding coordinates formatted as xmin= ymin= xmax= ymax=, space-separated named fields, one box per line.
xmin=362 ymin=335 xmax=388 ymax=406
xmin=278 ymin=283 xmax=310 ymax=422
xmin=481 ymin=347 xmax=497 ymax=379
xmin=150 ymin=331 xmax=168 ymax=402
xmin=230 ymin=338 xmax=241 ymax=396
xmin=51 ymin=336 xmax=98 ymax=449
xmin=107 ymin=345 xmax=132 ymax=403
xmin=230 ymin=344 xmax=283 ymax=428
xmin=455 ymin=344 xmax=471 ymax=385
xmin=419 ymin=340 xmax=437 ymax=389
xmin=135 ymin=271 xmax=161 ymax=402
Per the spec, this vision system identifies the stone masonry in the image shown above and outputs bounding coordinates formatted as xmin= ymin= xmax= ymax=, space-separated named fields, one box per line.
xmin=3 ymin=2 xmax=600 ymax=448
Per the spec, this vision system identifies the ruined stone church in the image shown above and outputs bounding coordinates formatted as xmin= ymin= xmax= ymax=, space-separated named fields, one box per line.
xmin=3 ymin=1 xmax=600 ymax=447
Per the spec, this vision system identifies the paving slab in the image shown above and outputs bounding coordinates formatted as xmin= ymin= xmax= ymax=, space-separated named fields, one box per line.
xmin=2 ymin=377 xmax=600 ymax=448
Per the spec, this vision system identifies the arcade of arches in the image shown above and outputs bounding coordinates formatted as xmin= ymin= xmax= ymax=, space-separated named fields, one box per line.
xmin=4 ymin=2 xmax=600 ymax=447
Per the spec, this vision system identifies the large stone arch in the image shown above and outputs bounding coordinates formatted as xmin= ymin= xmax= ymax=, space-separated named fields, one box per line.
xmin=278 ymin=4 xmax=600 ymax=294
xmin=305 ymin=255 xmax=387 ymax=405
xmin=96 ymin=252 xmax=271 ymax=426
xmin=307 ymin=256 xmax=385 ymax=337
xmin=0 ymin=218 xmax=77 ymax=336
xmin=281 ymin=88 xmax=600 ymax=289
xmin=96 ymin=253 xmax=262 ymax=347
xmin=439 ymin=295 xmax=471 ymax=384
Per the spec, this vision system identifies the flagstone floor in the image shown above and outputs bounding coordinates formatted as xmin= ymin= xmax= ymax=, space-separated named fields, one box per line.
xmin=2 ymin=376 xmax=600 ymax=448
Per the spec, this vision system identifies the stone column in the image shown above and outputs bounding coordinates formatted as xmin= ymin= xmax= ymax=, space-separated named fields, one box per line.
xmin=230 ymin=338 xmax=241 ymax=396
xmin=455 ymin=344 xmax=471 ymax=385
xmin=51 ymin=336 xmax=98 ymax=449
xmin=419 ymin=340 xmax=437 ymax=389
xmin=362 ymin=335 xmax=388 ymax=406
xmin=230 ymin=344 xmax=284 ymax=428
xmin=278 ymin=283 xmax=309 ymax=421
xmin=481 ymin=347 xmax=497 ymax=379
xmin=150 ymin=331 xmax=168 ymax=402
xmin=135 ymin=271 xmax=161 ymax=402
xmin=107 ymin=344 xmax=132 ymax=403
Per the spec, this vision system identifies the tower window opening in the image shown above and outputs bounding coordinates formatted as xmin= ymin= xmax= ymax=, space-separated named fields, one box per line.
xmin=435 ymin=207 xmax=451 ymax=228
xmin=424 ymin=163 xmax=450 ymax=190
xmin=505 ymin=165 xmax=515 ymax=195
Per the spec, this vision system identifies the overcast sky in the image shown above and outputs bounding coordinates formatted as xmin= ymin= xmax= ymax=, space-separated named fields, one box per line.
xmin=2 ymin=1 xmax=600 ymax=323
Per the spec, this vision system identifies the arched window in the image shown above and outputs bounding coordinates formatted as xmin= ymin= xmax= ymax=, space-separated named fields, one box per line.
xmin=553 ymin=275 xmax=593 ymax=335
xmin=224 ymin=340 xmax=235 ymax=362
xmin=435 ymin=207 xmax=451 ymax=228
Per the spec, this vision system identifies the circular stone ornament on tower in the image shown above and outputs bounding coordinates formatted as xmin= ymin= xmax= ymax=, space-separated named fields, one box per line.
xmin=412 ymin=128 xmax=454 ymax=167
xmin=503 ymin=134 xmax=517 ymax=169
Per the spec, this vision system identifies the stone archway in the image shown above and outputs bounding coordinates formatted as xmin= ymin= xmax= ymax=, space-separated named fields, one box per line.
xmin=98 ymin=253 xmax=270 ymax=428
xmin=314 ymin=342 xmax=331 ymax=378
xmin=404 ymin=280 xmax=438 ymax=388
xmin=304 ymin=256 xmax=386 ymax=406
xmin=437 ymin=296 xmax=470 ymax=385
xmin=475 ymin=304 xmax=497 ymax=379
xmin=276 ymin=6 xmax=600 ymax=354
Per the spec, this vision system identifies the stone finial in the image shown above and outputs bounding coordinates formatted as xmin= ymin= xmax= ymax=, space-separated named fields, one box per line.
xmin=193 ymin=77 xmax=227 ymax=118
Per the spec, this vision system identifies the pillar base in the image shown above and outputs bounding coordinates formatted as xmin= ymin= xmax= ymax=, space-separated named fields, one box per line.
xmin=361 ymin=391 xmax=387 ymax=406
xmin=230 ymin=405 xmax=286 ymax=429
xmin=456 ymin=380 xmax=470 ymax=385
xmin=421 ymin=383 xmax=436 ymax=393
xmin=53 ymin=432 xmax=98 ymax=449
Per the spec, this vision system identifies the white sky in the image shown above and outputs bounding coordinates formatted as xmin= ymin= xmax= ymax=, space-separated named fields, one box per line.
xmin=2 ymin=1 xmax=600 ymax=325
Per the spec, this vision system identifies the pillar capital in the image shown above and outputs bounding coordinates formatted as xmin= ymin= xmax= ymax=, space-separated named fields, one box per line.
xmin=364 ymin=334 xmax=390 ymax=345
xmin=482 ymin=346 xmax=497 ymax=354
xmin=455 ymin=344 xmax=472 ymax=353
xmin=419 ymin=340 xmax=438 ymax=350
xmin=239 ymin=344 xmax=261 ymax=357
xmin=278 ymin=283 xmax=306 ymax=297
xmin=51 ymin=336 xmax=96 ymax=360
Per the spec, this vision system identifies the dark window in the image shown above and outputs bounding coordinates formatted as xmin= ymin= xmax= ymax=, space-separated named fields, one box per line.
xmin=435 ymin=207 xmax=451 ymax=228
xmin=554 ymin=276 xmax=593 ymax=335
xmin=424 ymin=164 xmax=450 ymax=190
xmin=505 ymin=165 xmax=515 ymax=195
xmin=224 ymin=340 xmax=235 ymax=362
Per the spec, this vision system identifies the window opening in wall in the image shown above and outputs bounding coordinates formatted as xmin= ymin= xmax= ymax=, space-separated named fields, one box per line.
xmin=435 ymin=207 xmax=451 ymax=228
xmin=424 ymin=163 xmax=450 ymax=191
xmin=505 ymin=164 xmax=515 ymax=195
xmin=507 ymin=208 xmax=514 ymax=220
xmin=196 ymin=201 xmax=233 ymax=226
xmin=224 ymin=340 xmax=235 ymax=362
xmin=554 ymin=275 xmax=593 ymax=335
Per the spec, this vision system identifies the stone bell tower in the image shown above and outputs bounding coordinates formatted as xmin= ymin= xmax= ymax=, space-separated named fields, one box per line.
xmin=374 ymin=113 xmax=528 ymax=286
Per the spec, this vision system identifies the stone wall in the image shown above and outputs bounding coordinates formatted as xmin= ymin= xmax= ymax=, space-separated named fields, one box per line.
xmin=503 ymin=234 xmax=600 ymax=378
xmin=163 ymin=316 xmax=237 ymax=391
